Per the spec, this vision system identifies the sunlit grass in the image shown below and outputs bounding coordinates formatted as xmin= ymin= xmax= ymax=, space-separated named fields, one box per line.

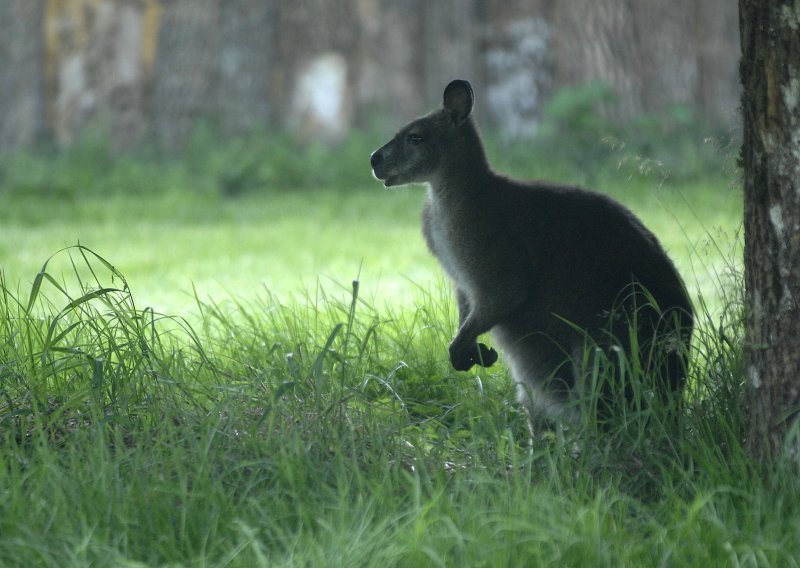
xmin=1 ymin=187 xmax=428 ymax=312
xmin=1 ymin=172 xmax=740 ymax=318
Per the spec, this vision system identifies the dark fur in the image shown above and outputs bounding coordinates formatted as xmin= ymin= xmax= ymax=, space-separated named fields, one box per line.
xmin=371 ymin=80 xmax=693 ymax=423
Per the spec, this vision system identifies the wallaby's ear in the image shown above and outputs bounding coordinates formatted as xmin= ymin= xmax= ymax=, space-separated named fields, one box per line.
xmin=443 ymin=79 xmax=474 ymax=122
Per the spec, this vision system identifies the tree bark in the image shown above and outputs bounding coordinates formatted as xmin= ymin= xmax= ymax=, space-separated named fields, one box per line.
xmin=694 ymin=0 xmax=741 ymax=123
xmin=481 ymin=0 xmax=553 ymax=136
xmin=421 ymin=0 xmax=480 ymax=106
xmin=151 ymin=0 xmax=218 ymax=150
xmin=85 ymin=1 xmax=148 ymax=151
xmin=551 ymin=0 xmax=644 ymax=119
xmin=740 ymin=0 xmax=800 ymax=462
xmin=217 ymin=0 xmax=273 ymax=133
xmin=271 ymin=0 xmax=358 ymax=129
xmin=353 ymin=0 xmax=425 ymax=125
xmin=0 ymin=0 xmax=46 ymax=150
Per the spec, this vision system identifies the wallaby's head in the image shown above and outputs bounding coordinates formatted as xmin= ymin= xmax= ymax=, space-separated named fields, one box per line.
xmin=371 ymin=79 xmax=475 ymax=187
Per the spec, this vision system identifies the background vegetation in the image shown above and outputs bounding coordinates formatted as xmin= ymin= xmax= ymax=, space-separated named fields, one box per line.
xmin=2 ymin=85 xmax=740 ymax=312
xmin=2 ymin=0 xmax=739 ymax=152
xmin=0 ymin=93 xmax=768 ymax=566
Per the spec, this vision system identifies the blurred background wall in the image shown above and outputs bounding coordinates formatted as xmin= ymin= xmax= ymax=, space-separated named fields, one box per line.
xmin=0 ymin=0 xmax=740 ymax=152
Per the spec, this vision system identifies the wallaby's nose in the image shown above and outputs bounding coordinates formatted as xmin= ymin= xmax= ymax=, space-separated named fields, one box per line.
xmin=370 ymin=151 xmax=383 ymax=169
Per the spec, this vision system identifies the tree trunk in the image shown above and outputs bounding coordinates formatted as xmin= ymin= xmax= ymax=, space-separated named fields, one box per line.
xmin=84 ymin=1 xmax=148 ymax=151
xmin=0 ymin=0 xmax=46 ymax=151
xmin=271 ymin=0 xmax=358 ymax=132
xmin=151 ymin=0 xmax=219 ymax=150
xmin=353 ymin=0 xmax=425 ymax=126
xmin=694 ymin=0 xmax=741 ymax=123
xmin=551 ymin=0 xmax=644 ymax=119
xmin=421 ymin=0 xmax=480 ymax=106
xmin=217 ymin=0 xmax=273 ymax=133
xmin=481 ymin=0 xmax=553 ymax=137
xmin=740 ymin=0 xmax=800 ymax=462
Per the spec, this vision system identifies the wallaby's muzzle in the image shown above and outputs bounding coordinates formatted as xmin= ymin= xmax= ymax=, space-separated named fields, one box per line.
xmin=369 ymin=146 xmax=397 ymax=186
xmin=369 ymin=150 xmax=383 ymax=169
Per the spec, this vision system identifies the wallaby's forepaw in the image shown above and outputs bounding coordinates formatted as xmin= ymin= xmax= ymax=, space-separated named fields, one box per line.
xmin=477 ymin=343 xmax=499 ymax=367
xmin=449 ymin=342 xmax=498 ymax=371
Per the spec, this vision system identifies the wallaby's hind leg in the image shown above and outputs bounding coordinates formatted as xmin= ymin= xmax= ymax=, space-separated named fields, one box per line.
xmin=573 ymin=303 xmax=691 ymax=425
xmin=497 ymin=329 xmax=578 ymax=426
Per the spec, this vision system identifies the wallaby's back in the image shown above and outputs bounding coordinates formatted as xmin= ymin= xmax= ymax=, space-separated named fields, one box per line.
xmin=493 ymin=177 xmax=692 ymax=406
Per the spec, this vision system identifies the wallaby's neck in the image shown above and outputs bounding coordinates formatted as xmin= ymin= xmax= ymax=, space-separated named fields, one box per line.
xmin=430 ymin=119 xmax=493 ymax=199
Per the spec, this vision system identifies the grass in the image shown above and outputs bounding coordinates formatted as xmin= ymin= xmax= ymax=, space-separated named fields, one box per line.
xmin=3 ymin=243 xmax=794 ymax=566
xmin=0 ymin=123 xmax=772 ymax=566
xmin=0 ymin=187 xmax=436 ymax=313
xmin=0 ymin=127 xmax=741 ymax=316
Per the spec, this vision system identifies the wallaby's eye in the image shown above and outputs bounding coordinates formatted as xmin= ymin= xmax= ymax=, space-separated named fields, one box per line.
xmin=407 ymin=133 xmax=424 ymax=145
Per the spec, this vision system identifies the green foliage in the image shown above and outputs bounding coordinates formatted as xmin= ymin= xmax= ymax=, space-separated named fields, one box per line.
xmin=488 ymin=81 xmax=740 ymax=187
xmin=0 ymin=121 xmax=382 ymax=201
xmin=0 ymin=86 xmax=739 ymax=203
xmin=537 ymin=80 xmax=618 ymax=155
xmin=1 ymin=244 xmax=798 ymax=566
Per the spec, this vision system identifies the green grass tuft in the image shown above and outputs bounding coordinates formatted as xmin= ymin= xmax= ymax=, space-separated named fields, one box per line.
xmin=1 ymin=242 xmax=798 ymax=566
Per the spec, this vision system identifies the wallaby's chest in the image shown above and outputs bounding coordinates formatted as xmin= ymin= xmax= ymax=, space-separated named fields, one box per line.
xmin=422 ymin=197 xmax=491 ymax=288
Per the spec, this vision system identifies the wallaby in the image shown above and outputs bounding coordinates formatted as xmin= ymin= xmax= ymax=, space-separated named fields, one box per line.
xmin=370 ymin=79 xmax=693 ymax=426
